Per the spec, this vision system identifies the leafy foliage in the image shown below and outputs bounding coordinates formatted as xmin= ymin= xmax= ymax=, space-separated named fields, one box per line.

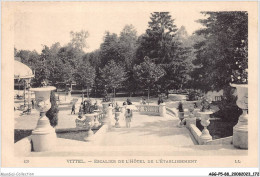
xmin=100 ymin=60 xmax=128 ymax=94
xmin=193 ymin=12 xmax=248 ymax=91
xmin=46 ymin=91 xmax=59 ymax=127
xmin=133 ymin=57 xmax=165 ymax=99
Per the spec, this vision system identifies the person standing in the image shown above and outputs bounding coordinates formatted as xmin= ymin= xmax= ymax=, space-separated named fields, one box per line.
xmin=71 ymin=102 xmax=76 ymax=114
xmin=125 ymin=108 xmax=133 ymax=128
xmin=31 ymin=99 xmax=35 ymax=109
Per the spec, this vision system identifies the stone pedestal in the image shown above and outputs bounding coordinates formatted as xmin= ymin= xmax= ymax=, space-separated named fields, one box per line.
xmin=102 ymin=103 xmax=113 ymax=127
xmin=115 ymin=112 xmax=121 ymax=128
xmin=30 ymin=86 xmax=56 ymax=152
xmin=231 ymin=84 xmax=248 ymax=149
xmin=199 ymin=111 xmax=213 ymax=145
xmin=84 ymin=113 xmax=96 ymax=141
xmin=31 ymin=116 xmax=56 ymax=152
xmin=159 ymin=103 xmax=166 ymax=117
xmin=93 ymin=115 xmax=100 ymax=129
xmin=186 ymin=112 xmax=196 ymax=129
xmin=193 ymin=109 xmax=200 ymax=118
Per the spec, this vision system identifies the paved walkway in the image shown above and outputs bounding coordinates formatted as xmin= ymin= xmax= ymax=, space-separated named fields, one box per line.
xmin=99 ymin=113 xmax=195 ymax=146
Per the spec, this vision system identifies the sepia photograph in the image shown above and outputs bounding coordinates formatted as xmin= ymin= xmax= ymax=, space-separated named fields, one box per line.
xmin=1 ymin=1 xmax=259 ymax=175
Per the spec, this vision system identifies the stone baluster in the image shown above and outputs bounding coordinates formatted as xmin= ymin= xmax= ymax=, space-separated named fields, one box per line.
xmin=159 ymin=103 xmax=166 ymax=117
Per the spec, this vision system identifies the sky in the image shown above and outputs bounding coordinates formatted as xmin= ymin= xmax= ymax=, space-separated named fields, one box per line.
xmin=14 ymin=2 xmax=206 ymax=53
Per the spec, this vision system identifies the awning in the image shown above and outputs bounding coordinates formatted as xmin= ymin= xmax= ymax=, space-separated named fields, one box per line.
xmin=14 ymin=60 xmax=34 ymax=79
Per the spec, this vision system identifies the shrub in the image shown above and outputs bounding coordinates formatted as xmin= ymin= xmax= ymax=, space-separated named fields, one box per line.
xmin=46 ymin=91 xmax=59 ymax=127
xmin=212 ymin=86 xmax=242 ymax=122
xmin=83 ymin=100 xmax=95 ymax=114
xmin=200 ymin=97 xmax=211 ymax=112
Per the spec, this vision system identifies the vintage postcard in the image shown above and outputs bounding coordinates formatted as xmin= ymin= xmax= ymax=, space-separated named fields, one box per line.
xmin=1 ymin=1 xmax=259 ymax=171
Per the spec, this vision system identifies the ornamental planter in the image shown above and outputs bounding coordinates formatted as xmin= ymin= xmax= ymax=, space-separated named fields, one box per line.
xmin=84 ymin=113 xmax=97 ymax=141
xmin=198 ymin=111 xmax=213 ymax=145
xmin=30 ymin=86 xmax=56 ymax=152
xmin=231 ymin=84 xmax=248 ymax=149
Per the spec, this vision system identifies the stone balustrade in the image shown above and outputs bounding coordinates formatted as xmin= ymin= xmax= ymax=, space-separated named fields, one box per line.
xmin=135 ymin=105 xmax=160 ymax=113
xmin=184 ymin=110 xmax=230 ymax=145
xmin=75 ymin=111 xmax=105 ymax=129
xmin=135 ymin=104 xmax=167 ymax=117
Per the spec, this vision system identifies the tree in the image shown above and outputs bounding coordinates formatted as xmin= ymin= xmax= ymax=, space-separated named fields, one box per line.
xmin=74 ymin=61 xmax=96 ymax=100
xmin=99 ymin=32 xmax=122 ymax=67
xmin=118 ymin=24 xmax=138 ymax=69
xmin=118 ymin=25 xmax=139 ymax=96
xmin=69 ymin=30 xmax=89 ymax=51
xmin=136 ymin=12 xmax=179 ymax=64
xmin=136 ymin=12 xmax=192 ymax=93
xmin=193 ymin=12 xmax=248 ymax=92
xmin=133 ymin=57 xmax=165 ymax=103
xmin=100 ymin=60 xmax=128 ymax=98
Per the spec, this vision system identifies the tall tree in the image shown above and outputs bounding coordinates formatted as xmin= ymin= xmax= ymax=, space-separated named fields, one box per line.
xmin=133 ymin=57 xmax=165 ymax=103
xmin=99 ymin=32 xmax=122 ymax=67
xmin=118 ymin=24 xmax=138 ymax=69
xmin=74 ymin=61 xmax=96 ymax=99
xmin=136 ymin=12 xmax=179 ymax=64
xmin=136 ymin=12 xmax=192 ymax=92
xmin=69 ymin=30 xmax=89 ymax=51
xmin=193 ymin=12 xmax=248 ymax=92
xmin=118 ymin=25 xmax=139 ymax=96
xmin=100 ymin=60 xmax=128 ymax=98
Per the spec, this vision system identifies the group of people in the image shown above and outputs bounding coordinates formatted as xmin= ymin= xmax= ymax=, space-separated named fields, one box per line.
xmin=71 ymin=98 xmax=134 ymax=128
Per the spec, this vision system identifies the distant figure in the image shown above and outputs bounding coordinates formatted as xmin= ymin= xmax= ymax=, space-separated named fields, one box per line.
xmin=142 ymin=98 xmax=146 ymax=105
xmin=125 ymin=108 xmax=133 ymax=128
xmin=31 ymin=99 xmax=35 ymax=109
xmin=140 ymin=97 xmax=146 ymax=105
xmin=126 ymin=98 xmax=132 ymax=105
xmin=78 ymin=102 xmax=83 ymax=118
xmin=123 ymin=102 xmax=127 ymax=106
xmin=158 ymin=97 xmax=164 ymax=105
xmin=71 ymin=103 xmax=76 ymax=114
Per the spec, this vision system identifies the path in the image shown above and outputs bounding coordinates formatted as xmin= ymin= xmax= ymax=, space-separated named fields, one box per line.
xmin=99 ymin=112 xmax=195 ymax=146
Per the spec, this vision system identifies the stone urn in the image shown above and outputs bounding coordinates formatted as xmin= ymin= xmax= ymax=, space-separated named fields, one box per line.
xmin=198 ymin=111 xmax=213 ymax=145
xmin=30 ymin=86 xmax=56 ymax=152
xmin=114 ymin=111 xmax=121 ymax=128
xmin=231 ymin=84 xmax=248 ymax=149
xmin=84 ymin=113 xmax=97 ymax=141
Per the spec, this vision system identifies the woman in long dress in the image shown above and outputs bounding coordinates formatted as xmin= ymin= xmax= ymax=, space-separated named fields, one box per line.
xmin=125 ymin=108 xmax=133 ymax=128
